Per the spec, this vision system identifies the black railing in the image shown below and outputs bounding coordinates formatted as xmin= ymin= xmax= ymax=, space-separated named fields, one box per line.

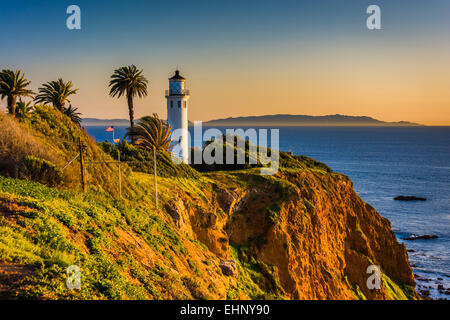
xmin=165 ymin=89 xmax=190 ymax=96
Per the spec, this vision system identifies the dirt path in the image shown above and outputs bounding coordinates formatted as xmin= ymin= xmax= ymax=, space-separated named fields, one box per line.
xmin=0 ymin=261 xmax=35 ymax=298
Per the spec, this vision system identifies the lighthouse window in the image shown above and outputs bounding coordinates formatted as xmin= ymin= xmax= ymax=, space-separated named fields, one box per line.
xmin=178 ymin=101 xmax=181 ymax=108
xmin=170 ymin=101 xmax=173 ymax=108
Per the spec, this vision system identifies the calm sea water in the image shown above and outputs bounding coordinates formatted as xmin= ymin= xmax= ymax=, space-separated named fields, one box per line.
xmin=86 ymin=125 xmax=450 ymax=299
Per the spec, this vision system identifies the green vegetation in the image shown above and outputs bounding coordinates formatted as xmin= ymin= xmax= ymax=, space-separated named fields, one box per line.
xmin=382 ymin=273 xmax=417 ymax=300
xmin=187 ymin=259 xmax=201 ymax=277
xmin=23 ymin=155 xmax=63 ymax=187
xmin=247 ymin=173 xmax=297 ymax=225
xmin=191 ymin=135 xmax=264 ymax=172
xmin=0 ymin=175 xmax=193 ymax=299
xmin=228 ymin=245 xmax=285 ymax=300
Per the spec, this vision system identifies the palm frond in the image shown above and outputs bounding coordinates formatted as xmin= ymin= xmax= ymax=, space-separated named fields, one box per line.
xmin=64 ymin=104 xmax=82 ymax=126
xmin=109 ymin=65 xmax=148 ymax=99
xmin=125 ymin=113 xmax=173 ymax=152
xmin=34 ymin=78 xmax=78 ymax=111
xmin=15 ymin=99 xmax=34 ymax=118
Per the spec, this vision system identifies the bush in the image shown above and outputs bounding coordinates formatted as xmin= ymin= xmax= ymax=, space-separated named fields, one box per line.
xmin=23 ymin=156 xmax=63 ymax=187
xmin=99 ymin=140 xmax=199 ymax=179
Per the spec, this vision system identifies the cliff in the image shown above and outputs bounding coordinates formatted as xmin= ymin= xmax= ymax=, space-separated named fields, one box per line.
xmin=0 ymin=110 xmax=418 ymax=299
xmin=160 ymin=167 xmax=417 ymax=300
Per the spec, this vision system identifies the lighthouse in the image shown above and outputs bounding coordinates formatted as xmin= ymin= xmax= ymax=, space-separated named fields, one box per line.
xmin=166 ymin=70 xmax=190 ymax=163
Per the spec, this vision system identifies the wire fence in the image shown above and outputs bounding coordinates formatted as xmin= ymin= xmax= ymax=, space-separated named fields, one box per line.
xmin=21 ymin=133 xmax=159 ymax=207
xmin=31 ymin=134 xmax=78 ymax=146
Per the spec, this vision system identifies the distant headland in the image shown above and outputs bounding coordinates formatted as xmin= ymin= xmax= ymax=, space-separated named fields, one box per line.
xmin=81 ymin=118 xmax=131 ymax=126
xmin=82 ymin=114 xmax=422 ymax=127
xmin=203 ymin=114 xmax=422 ymax=127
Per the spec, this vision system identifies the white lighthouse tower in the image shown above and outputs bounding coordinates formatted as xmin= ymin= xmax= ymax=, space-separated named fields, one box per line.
xmin=166 ymin=70 xmax=190 ymax=163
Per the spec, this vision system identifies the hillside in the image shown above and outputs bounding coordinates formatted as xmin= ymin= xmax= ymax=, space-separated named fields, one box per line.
xmin=0 ymin=110 xmax=418 ymax=299
xmin=204 ymin=114 xmax=421 ymax=127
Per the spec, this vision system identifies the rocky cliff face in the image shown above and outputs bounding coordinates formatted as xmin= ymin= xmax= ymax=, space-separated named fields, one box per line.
xmin=0 ymin=111 xmax=417 ymax=299
xmin=0 ymin=161 xmax=418 ymax=300
xmin=165 ymin=167 xmax=417 ymax=300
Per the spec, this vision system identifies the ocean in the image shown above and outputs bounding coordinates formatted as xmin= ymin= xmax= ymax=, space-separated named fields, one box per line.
xmin=86 ymin=125 xmax=450 ymax=299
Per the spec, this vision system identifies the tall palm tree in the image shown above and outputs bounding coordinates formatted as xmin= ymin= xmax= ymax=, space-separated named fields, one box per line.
xmin=64 ymin=104 xmax=82 ymax=126
xmin=109 ymin=65 xmax=148 ymax=131
xmin=15 ymin=99 xmax=34 ymax=118
xmin=125 ymin=113 xmax=172 ymax=151
xmin=34 ymin=78 xmax=78 ymax=112
xmin=0 ymin=69 xmax=34 ymax=117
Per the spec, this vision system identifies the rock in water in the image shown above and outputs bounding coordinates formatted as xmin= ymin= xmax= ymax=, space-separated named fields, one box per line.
xmin=420 ymin=289 xmax=430 ymax=297
xmin=404 ymin=234 xmax=438 ymax=240
xmin=394 ymin=196 xmax=427 ymax=201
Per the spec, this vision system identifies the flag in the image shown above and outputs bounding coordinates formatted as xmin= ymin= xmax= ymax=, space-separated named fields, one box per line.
xmin=113 ymin=139 xmax=120 ymax=143
xmin=106 ymin=126 xmax=114 ymax=132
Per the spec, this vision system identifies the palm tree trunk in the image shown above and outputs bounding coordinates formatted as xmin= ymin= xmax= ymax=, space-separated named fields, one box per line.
xmin=127 ymin=94 xmax=134 ymax=128
xmin=127 ymin=93 xmax=136 ymax=143
xmin=59 ymin=102 xmax=65 ymax=113
xmin=7 ymin=96 xmax=16 ymax=117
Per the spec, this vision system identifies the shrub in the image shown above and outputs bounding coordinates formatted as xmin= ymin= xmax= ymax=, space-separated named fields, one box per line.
xmin=99 ymin=140 xmax=199 ymax=179
xmin=23 ymin=156 xmax=63 ymax=187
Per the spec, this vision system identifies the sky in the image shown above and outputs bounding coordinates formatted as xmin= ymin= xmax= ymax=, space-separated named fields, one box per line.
xmin=1 ymin=0 xmax=450 ymax=125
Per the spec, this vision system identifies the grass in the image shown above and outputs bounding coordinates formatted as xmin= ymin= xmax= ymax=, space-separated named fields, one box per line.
xmin=0 ymin=111 xmax=77 ymax=185
xmin=382 ymin=273 xmax=417 ymax=300
xmin=228 ymin=244 xmax=285 ymax=300
xmin=0 ymin=174 xmax=193 ymax=299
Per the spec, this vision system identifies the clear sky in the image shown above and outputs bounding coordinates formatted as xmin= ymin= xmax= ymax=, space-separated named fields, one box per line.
xmin=1 ymin=0 xmax=450 ymax=125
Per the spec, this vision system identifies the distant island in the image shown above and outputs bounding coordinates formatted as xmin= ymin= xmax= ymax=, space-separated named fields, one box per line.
xmin=82 ymin=114 xmax=422 ymax=127
xmin=82 ymin=118 xmax=131 ymax=126
xmin=203 ymin=114 xmax=422 ymax=127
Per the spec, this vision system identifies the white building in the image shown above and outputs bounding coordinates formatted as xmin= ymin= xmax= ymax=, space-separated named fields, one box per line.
xmin=166 ymin=70 xmax=190 ymax=163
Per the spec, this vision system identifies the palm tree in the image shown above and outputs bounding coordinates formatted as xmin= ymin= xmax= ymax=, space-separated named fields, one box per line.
xmin=0 ymin=69 xmax=34 ymax=117
xmin=64 ymin=104 xmax=82 ymax=126
xmin=15 ymin=99 xmax=34 ymax=118
xmin=125 ymin=113 xmax=172 ymax=151
xmin=109 ymin=65 xmax=148 ymax=131
xmin=34 ymin=78 xmax=78 ymax=112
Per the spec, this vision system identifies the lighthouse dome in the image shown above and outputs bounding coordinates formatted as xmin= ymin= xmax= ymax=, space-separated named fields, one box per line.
xmin=169 ymin=70 xmax=185 ymax=81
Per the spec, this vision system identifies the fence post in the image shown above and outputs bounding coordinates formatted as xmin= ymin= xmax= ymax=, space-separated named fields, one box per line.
xmin=118 ymin=149 xmax=122 ymax=198
xmin=78 ymin=137 xmax=86 ymax=193
xmin=153 ymin=146 xmax=158 ymax=210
